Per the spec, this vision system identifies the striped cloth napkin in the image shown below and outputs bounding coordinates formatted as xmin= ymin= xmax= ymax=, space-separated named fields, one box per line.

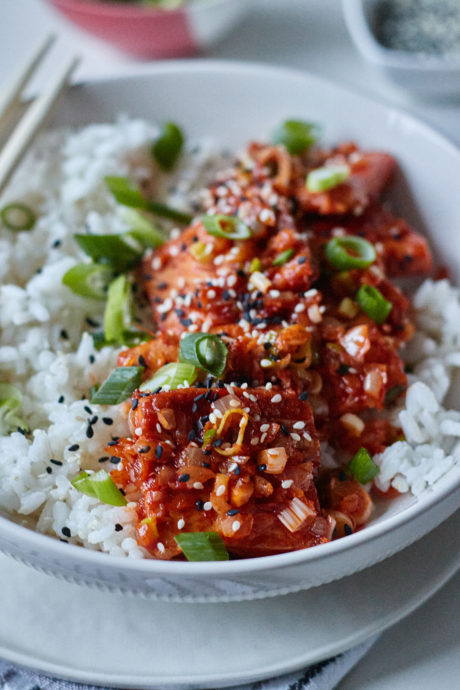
xmin=0 ymin=635 xmax=377 ymax=690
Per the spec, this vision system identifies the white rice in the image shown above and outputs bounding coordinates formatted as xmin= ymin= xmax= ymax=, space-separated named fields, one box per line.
xmin=0 ymin=119 xmax=459 ymax=556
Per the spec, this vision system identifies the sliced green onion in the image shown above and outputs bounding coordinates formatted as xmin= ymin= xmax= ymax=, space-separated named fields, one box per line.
xmin=179 ymin=333 xmax=228 ymax=377
xmin=203 ymin=427 xmax=217 ymax=447
xmin=249 ymin=258 xmax=261 ymax=273
xmin=121 ymin=208 xmax=164 ymax=249
xmin=272 ymin=248 xmax=294 ymax=266
xmin=174 ymin=531 xmax=229 ymax=562
xmin=306 ymin=164 xmax=350 ymax=192
xmin=75 ymin=234 xmax=141 ymax=272
xmin=325 ymin=236 xmax=376 ymax=271
xmin=189 ymin=241 xmax=211 ymax=262
xmin=0 ymin=383 xmax=28 ymax=435
xmin=0 ymin=202 xmax=36 ymax=231
xmin=105 ymin=176 xmax=192 ymax=225
xmin=104 ymin=275 xmax=132 ymax=344
xmin=62 ymin=263 xmax=115 ymax=300
xmin=90 ymin=366 xmax=144 ymax=405
xmin=139 ymin=362 xmax=198 ymax=392
xmin=347 ymin=447 xmax=379 ymax=484
xmin=356 ymin=285 xmax=393 ymax=325
xmin=152 ymin=121 xmax=184 ymax=171
xmin=271 ymin=119 xmax=320 ymax=155
xmin=384 ymin=384 xmax=406 ymax=406
xmin=91 ymin=329 xmax=151 ymax=351
xmin=71 ymin=470 xmax=127 ymax=506
xmin=202 ymin=214 xmax=252 ymax=241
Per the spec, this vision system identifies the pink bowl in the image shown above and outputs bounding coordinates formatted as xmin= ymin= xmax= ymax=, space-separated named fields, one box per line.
xmin=47 ymin=0 xmax=247 ymax=58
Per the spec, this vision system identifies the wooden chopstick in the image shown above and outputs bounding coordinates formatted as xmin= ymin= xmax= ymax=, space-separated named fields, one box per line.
xmin=0 ymin=34 xmax=56 ymax=125
xmin=0 ymin=54 xmax=79 ymax=195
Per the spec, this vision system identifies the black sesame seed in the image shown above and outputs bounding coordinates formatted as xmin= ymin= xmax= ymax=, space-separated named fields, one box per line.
xmin=152 ymin=386 xmax=162 ymax=394
xmin=263 ymin=342 xmax=272 ymax=351
xmin=114 ymin=523 xmax=123 ymax=532
xmin=62 ymin=526 xmax=71 ymax=538
xmin=297 ymin=256 xmax=307 ymax=264
xmin=89 ymin=354 xmax=95 ymax=364
xmin=50 ymin=458 xmax=63 ymax=466
xmin=179 ymin=473 xmax=190 ymax=482
xmin=222 ymin=290 xmax=230 ymax=301
xmin=202 ymin=461 xmax=211 ymax=468
xmin=160 ymin=313 xmax=167 ymax=322
xmin=180 ymin=318 xmax=193 ymax=327
xmin=193 ymin=393 xmax=205 ymax=402
xmin=157 ymin=282 xmax=168 ymax=290
xmin=60 ymin=329 xmax=69 ymax=340
xmin=155 ymin=445 xmax=163 ymax=459
xmin=119 ymin=488 xmax=126 ymax=495
xmin=52 ymin=239 xmax=62 ymax=248
xmin=227 ymin=508 xmax=239 ymax=516
xmin=60 ymin=539 xmax=69 ymax=544
xmin=84 ymin=405 xmax=92 ymax=415
xmin=280 ymin=424 xmax=290 ymax=436
xmin=98 ymin=456 xmax=109 ymax=463
xmin=86 ymin=426 xmax=94 ymax=439
xmin=298 ymin=392 xmax=309 ymax=401
xmin=142 ymin=274 xmax=153 ymax=281
xmin=213 ymin=438 xmax=223 ymax=447
xmin=233 ymin=466 xmax=241 ymax=475
xmin=102 ymin=417 xmax=113 ymax=425
xmin=85 ymin=317 xmax=99 ymax=328
xmin=68 ymin=444 xmax=80 ymax=452
xmin=192 ymin=403 xmax=198 ymax=414
xmin=131 ymin=398 xmax=139 ymax=411
xmin=332 ymin=528 xmax=338 ymax=539
xmin=139 ymin=445 xmax=151 ymax=454
xmin=344 ymin=524 xmax=353 ymax=536
xmin=58 ymin=395 xmax=65 ymax=403
xmin=107 ymin=440 xmax=118 ymax=447
xmin=46 ymin=466 xmax=52 ymax=474
xmin=195 ymin=500 xmax=204 ymax=511
xmin=188 ymin=429 xmax=197 ymax=442
xmin=339 ymin=470 xmax=348 ymax=482
xmin=110 ymin=456 xmax=121 ymax=464
xmin=90 ymin=415 xmax=98 ymax=425
xmin=202 ymin=449 xmax=212 ymax=456
xmin=257 ymin=464 xmax=267 ymax=472
xmin=237 ymin=269 xmax=245 ymax=278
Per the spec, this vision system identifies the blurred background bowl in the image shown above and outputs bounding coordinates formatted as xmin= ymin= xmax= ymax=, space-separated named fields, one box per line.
xmin=46 ymin=0 xmax=248 ymax=58
xmin=342 ymin=0 xmax=460 ymax=98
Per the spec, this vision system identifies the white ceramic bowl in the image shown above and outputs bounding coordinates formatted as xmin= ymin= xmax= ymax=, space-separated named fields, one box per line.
xmin=0 ymin=62 xmax=459 ymax=602
xmin=342 ymin=0 xmax=460 ymax=98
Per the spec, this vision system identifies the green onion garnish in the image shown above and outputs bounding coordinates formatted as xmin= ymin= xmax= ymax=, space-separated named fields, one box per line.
xmin=179 ymin=333 xmax=228 ymax=377
xmin=152 ymin=121 xmax=184 ymax=171
xmin=139 ymin=362 xmax=198 ymax=392
xmin=325 ymin=236 xmax=376 ymax=271
xmin=75 ymin=234 xmax=142 ymax=272
xmin=203 ymin=427 xmax=217 ymax=447
xmin=202 ymin=214 xmax=252 ymax=241
xmin=272 ymin=248 xmax=294 ymax=266
xmin=347 ymin=447 xmax=379 ymax=484
xmin=306 ymin=164 xmax=350 ymax=192
xmin=249 ymin=258 xmax=261 ymax=273
xmin=71 ymin=470 xmax=127 ymax=506
xmin=104 ymin=275 xmax=132 ymax=344
xmin=121 ymin=208 xmax=164 ymax=249
xmin=91 ymin=329 xmax=151 ymax=351
xmin=62 ymin=263 xmax=115 ymax=300
xmin=105 ymin=176 xmax=192 ymax=225
xmin=356 ymin=285 xmax=393 ymax=324
xmin=0 ymin=383 xmax=28 ymax=435
xmin=174 ymin=532 xmax=229 ymax=561
xmin=90 ymin=366 xmax=144 ymax=405
xmin=384 ymin=384 xmax=406 ymax=406
xmin=271 ymin=119 xmax=320 ymax=155
xmin=0 ymin=202 xmax=36 ymax=231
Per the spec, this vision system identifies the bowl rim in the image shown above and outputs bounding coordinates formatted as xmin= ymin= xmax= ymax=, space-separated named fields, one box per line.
xmin=342 ymin=0 xmax=460 ymax=71
xmin=1 ymin=59 xmax=460 ymax=576
xmin=48 ymin=0 xmax=238 ymax=18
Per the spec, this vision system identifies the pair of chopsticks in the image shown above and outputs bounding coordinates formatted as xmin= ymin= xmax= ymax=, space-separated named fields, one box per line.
xmin=0 ymin=36 xmax=79 ymax=195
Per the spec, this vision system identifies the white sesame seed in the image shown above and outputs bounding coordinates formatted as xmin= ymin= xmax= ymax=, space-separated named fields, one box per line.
xmin=241 ymin=382 xmax=248 ymax=389
xmin=243 ymin=407 xmax=250 ymax=413
xmin=249 ymin=394 xmax=257 ymax=402
xmin=290 ymin=432 xmax=301 ymax=441
xmin=156 ymin=423 xmax=162 ymax=434
xmin=269 ymin=289 xmax=281 ymax=298
xmin=203 ymin=501 xmax=213 ymax=511
xmin=135 ymin=427 xmax=142 ymax=436
xmin=177 ymin=518 xmax=185 ymax=530
xmin=209 ymin=412 xmax=217 ymax=424
xmin=157 ymin=542 xmax=165 ymax=553
xmin=201 ymin=319 xmax=211 ymax=332
xmin=260 ymin=423 xmax=270 ymax=432
xmin=232 ymin=520 xmax=241 ymax=532
xmin=265 ymin=382 xmax=273 ymax=390
xmin=303 ymin=432 xmax=312 ymax=441
xmin=282 ymin=479 xmax=294 ymax=489
xmin=204 ymin=243 xmax=213 ymax=255
xmin=207 ymin=289 xmax=216 ymax=299
xmin=216 ymin=485 xmax=226 ymax=496
xmin=260 ymin=358 xmax=273 ymax=368
xmin=293 ymin=421 xmax=306 ymax=430
xmin=193 ymin=482 xmax=204 ymax=490
xmin=250 ymin=437 xmax=260 ymax=446
xmin=152 ymin=257 xmax=162 ymax=270
xmin=214 ymin=254 xmax=225 ymax=266
xmin=304 ymin=289 xmax=318 ymax=298
xmin=271 ymin=394 xmax=282 ymax=403
xmin=294 ymin=303 xmax=306 ymax=313
xmin=260 ymin=432 xmax=267 ymax=443
xmin=169 ymin=245 xmax=180 ymax=257
xmin=230 ymin=399 xmax=241 ymax=408
xmin=229 ymin=462 xmax=238 ymax=472
xmin=213 ymin=408 xmax=223 ymax=419
xmin=170 ymin=228 xmax=181 ymax=240
xmin=177 ymin=277 xmax=186 ymax=289
xmin=227 ymin=275 xmax=237 ymax=287
xmin=308 ymin=305 xmax=322 ymax=323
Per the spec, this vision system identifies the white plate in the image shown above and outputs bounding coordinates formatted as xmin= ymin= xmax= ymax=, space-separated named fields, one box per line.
xmin=0 ymin=62 xmax=459 ymax=600
xmin=0 ymin=512 xmax=458 ymax=689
